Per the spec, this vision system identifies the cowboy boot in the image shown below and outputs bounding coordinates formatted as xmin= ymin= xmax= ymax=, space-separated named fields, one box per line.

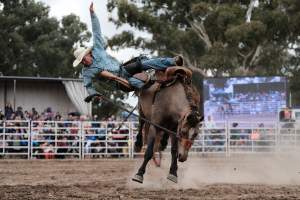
xmin=174 ymin=55 xmax=183 ymax=66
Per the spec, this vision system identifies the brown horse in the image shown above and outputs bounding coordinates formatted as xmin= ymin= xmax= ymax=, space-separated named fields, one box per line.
xmin=132 ymin=71 xmax=203 ymax=183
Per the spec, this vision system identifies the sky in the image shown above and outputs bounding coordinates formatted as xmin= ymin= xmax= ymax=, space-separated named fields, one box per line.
xmin=37 ymin=0 xmax=141 ymax=106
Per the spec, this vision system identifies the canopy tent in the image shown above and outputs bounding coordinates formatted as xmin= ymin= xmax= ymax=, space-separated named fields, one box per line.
xmin=0 ymin=76 xmax=91 ymax=117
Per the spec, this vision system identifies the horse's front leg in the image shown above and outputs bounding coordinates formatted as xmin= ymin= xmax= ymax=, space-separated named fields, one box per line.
xmin=167 ymin=134 xmax=178 ymax=183
xmin=132 ymin=125 xmax=156 ymax=184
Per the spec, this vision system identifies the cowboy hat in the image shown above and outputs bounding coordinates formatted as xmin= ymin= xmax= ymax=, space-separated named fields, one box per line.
xmin=72 ymin=46 xmax=92 ymax=67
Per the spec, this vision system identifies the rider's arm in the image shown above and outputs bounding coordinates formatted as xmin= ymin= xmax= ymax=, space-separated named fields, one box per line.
xmin=90 ymin=3 xmax=106 ymax=50
xmin=82 ymin=67 xmax=101 ymax=96
xmin=100 ymin=71 xmax=132 ymax=88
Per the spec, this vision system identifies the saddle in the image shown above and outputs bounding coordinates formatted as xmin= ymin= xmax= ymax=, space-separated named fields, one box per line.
xmin=115 ymin=66 xmax=193 ymax=92
xmin=154 ymin=66 xmax=192 ymax=83
xmin=134 ymin=66 xmax=192 ymax=85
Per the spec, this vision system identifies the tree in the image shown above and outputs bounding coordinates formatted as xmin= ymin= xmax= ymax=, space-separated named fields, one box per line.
xmin=107 ymin=0 xmax=300 ymax=105
xmin=0 ymin=0 xmax=91 ymax=77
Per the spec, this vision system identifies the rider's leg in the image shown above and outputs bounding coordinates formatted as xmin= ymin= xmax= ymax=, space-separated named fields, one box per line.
xmin=120 ymin=67 xmax=146 ymax=89
xmin=140 ymin=56 xmax=183 ymax=70
xmin=127 ymin=77 xmax=145 ymax=89
xmin=141 ymin=57 xmax=176 ymax=71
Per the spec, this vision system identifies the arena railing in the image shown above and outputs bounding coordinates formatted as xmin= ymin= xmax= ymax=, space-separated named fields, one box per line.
xmin=196 ymin=121 xmax=228 ymax=155
xmin=0 ymin=120 xmax=30 ymax=159
xmin=30 ymin=121 xmax=81 ymax=159
xmin=0 ymin=120 xmax=299 ymax=159
xmin=82 ymin=121 xmax=132 ymax=159
xmin=277 ymin=122 xmax=300 ymax=152
xmin=227 ymin=121 xmax=277 ymax=155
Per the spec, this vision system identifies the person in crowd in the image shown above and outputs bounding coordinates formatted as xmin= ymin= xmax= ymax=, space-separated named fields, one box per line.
xmin=57 ymin=136 xmax=68 ymax=159
xmin=204 ymin=115 xmax=217 ymax=151
xmin=92 ymin=114 xmax=98 ymax=121
xmin=0 ymin=109 xmax=4 ymax=120
xmin=45 ymin=107 xmax=54 ymax=121
xmin=32 ymin=107 xmax=38 ymax=116
xmin=0 ymin=109 xmax=4 ymax=134
xmin=24 ymin=111 xmax=31 ymax=120
xmin=54 ymin=112 xmax=62 ymax=121
xmin=73 ymin=2 xmax=184 ymax=103
xmin=4 ymin=103 xmax=14 ymax=119
xmin=15 ymin=106 xmax=24 ymax=119
xmin=8 ymin=112 xmax=16 ymax=120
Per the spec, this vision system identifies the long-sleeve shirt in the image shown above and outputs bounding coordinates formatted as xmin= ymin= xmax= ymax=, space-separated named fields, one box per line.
xmin=82 ymin=12 xmax=121 ymax=95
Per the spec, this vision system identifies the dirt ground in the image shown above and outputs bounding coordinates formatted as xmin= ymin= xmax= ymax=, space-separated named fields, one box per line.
xmin=0 ymin=155 xmax=300 ymax=200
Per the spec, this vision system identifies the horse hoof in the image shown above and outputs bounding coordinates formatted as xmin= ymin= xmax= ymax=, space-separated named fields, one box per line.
xmin=167 ymin=174 xmax=178 ymax=183
xmin=132 ymin=174 xmax=143 ymax=184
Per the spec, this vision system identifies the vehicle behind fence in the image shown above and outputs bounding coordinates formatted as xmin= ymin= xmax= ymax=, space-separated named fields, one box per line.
xmin=0 ymin=120 xmax=299 ymax=159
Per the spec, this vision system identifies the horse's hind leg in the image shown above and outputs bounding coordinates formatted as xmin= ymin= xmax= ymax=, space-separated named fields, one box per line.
xmin=167 ymin=134 xmax=178 ymax=183
xmin=132 ymin=125 xmax=156 ymax=184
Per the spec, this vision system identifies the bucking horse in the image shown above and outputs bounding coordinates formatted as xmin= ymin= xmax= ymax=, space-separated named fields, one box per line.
xmin=131 ymin=66 xmax=203 ymax=184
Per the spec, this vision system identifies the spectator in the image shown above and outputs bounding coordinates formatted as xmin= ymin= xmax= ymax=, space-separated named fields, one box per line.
xmin=4 ymin=103 xmax=14 ymax=119
xmin=15 ymin=106 xmax=24 ymax=119
xmin=54 ymin=112 xmax=62 ymax=121
xmin=45 ymin=107 xmax=54 ymax=121
xmin=31 ymin=107 xmax=39 ymax=120
xmin=57 ymin=136 xmax=68 ymax=159
xmin=8 ymin=112 xmax=16 ymax=120
xmin=32 ymin=107 xmax=38 ymax=116
xmin=92 ymin=114 xmax=98 ymax=121
xmin=204 ymin=115 xmax=217 ymax=151
xmin=41 ymin=142 xmax=54 ymax=159
xmin=0 ymin=109 xmax=4 ymax=120
xmin=205 ymin=115 xmax=216 ymax=129
xmin=24 ymin=111 xmax=31 ymax=120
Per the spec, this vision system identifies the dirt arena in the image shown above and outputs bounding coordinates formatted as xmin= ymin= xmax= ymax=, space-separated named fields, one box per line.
xmin=1 ymin=155 xmax=300 ymax=200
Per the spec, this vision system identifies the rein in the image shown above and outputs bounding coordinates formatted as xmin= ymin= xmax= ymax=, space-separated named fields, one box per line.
xmin=96 ymin=93 xmax=177 ymax=135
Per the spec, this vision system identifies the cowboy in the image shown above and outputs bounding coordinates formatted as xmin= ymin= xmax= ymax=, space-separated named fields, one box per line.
xmin=73 ymin=2 xmax=183 ymax=103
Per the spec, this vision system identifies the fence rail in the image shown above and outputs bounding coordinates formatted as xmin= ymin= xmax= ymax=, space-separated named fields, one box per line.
xmin=0 ymin=120 xmax=299 ymax=159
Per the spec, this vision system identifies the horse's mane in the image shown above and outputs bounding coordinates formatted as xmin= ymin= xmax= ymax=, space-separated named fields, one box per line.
xmin=182 ymin=81 xmax=201 ymax=111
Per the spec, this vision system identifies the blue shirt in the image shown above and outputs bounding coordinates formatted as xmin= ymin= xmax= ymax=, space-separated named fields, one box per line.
xmin=82 ymin=12 xmax=121 ymax=95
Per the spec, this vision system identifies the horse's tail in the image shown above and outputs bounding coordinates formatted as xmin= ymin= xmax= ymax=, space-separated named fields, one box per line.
xmin=159 ymin=132 xmax=169 ymax=151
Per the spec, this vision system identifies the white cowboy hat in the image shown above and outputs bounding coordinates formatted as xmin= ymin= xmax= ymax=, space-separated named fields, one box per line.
xmin=72 ymin=46 xmax=92 ymax=67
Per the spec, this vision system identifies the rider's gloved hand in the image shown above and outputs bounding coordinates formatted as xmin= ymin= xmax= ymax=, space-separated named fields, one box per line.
xmin=84 ymin=93 xmax=102 ymax=103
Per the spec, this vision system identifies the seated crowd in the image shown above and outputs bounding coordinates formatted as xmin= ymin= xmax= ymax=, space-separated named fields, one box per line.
xmin=0 ymin=104 xmax=135 ymax=159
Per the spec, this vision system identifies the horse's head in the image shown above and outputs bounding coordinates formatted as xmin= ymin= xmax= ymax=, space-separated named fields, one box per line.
xmin=177 ymin=110 xmax=203 ymax=162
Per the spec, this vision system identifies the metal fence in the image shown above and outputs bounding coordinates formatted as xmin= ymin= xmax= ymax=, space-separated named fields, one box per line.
xmin=0 ymin=120 xmax=299 ymax=159
xmin=0 ymin=120 xmax=30 ymax=158
xmin=82 ymin=121 xmax=132 ymax=159
xmin=30 ymin=121 xmax=81 ymax=159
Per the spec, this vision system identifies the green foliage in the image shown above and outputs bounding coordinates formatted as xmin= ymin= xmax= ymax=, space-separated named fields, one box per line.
xmin=107 ymin=0 xmax=300 ymax=106
xmin=0 ymin=0 xmax=91 ymax=77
